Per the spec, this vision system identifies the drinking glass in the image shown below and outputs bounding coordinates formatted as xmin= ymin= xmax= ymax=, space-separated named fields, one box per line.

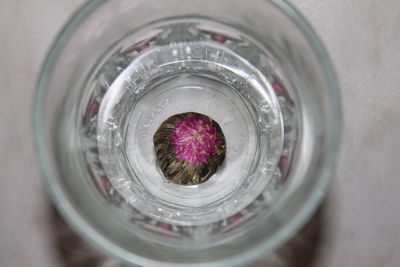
xmin=34 ymin=0 xmax=341 ymax=266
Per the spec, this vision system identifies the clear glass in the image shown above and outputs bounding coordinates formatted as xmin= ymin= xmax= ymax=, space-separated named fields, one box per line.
xmin=34 ymin=0 xmax=341 ymax=266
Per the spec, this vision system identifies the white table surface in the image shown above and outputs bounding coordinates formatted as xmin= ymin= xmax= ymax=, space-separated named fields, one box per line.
xmin=1 ymin=0 xmax=400 ymax=266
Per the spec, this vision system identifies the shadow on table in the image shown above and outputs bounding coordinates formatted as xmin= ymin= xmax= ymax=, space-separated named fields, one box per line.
xmin=249 ymin=201 xmax=327 ymax=267
xmin=48 ymin=205 xmax=126 ymax=267
xmin=48 ymin=200 xmax=327 ymax=267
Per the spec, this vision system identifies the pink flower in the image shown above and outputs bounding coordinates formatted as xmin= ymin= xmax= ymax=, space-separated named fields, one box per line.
xmin=211 ymin=34 xmax=227 ymax=43
xmin=170 ymin=116 xmax=219 ymax=166
xmin=272 ymin=81 xmax=285 ymax=95
xmin=137 ymin=43 xmax=150 ymax=52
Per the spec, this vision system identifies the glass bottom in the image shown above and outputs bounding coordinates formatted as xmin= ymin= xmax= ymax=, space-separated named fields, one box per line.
xmin=80 ymin=19 xmax=296 ymax=227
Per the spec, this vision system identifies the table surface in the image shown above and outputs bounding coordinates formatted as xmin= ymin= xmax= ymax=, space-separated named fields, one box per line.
xmin=1 ymin=0 xmax=400 ymax=266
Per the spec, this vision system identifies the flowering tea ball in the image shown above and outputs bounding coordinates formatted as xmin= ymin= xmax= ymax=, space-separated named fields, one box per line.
xmin=153 ymin=112 xmax=226 ymax=185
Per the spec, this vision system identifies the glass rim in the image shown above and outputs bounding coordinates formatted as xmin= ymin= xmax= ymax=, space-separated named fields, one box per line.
xmin=33 ymin=0 xmax=341 ymax=266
